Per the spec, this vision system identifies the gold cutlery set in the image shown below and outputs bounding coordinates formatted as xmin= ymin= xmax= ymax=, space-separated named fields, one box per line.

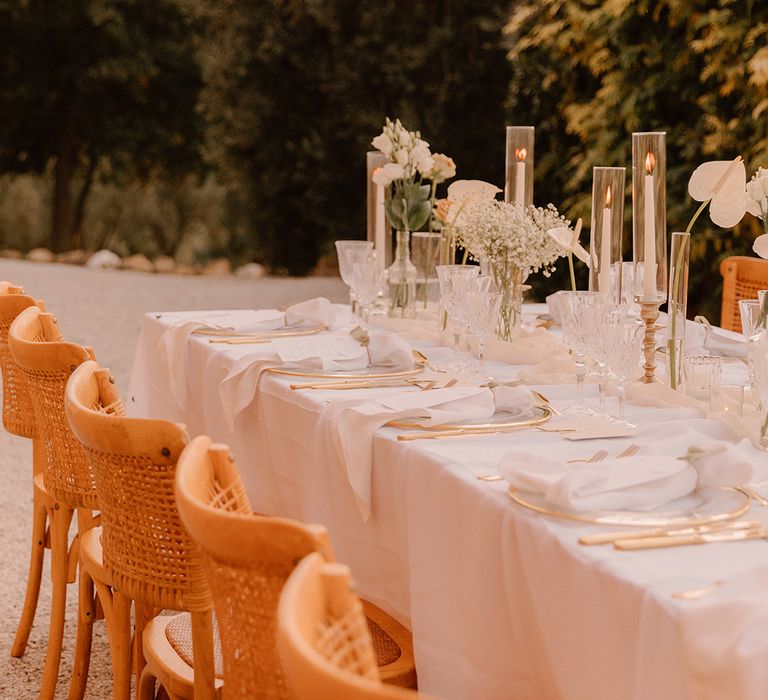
xmin=289 ymin=377 xmax=458 ymax=391
xmin=578 ymin=520 xmax=767 ymax=550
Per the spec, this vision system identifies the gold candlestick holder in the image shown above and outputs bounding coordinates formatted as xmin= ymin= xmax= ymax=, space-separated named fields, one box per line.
xmin=640 ymin=300 xmax=661 ymax=383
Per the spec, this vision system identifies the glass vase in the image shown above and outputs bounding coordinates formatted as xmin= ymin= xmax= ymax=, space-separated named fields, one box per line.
xmin=411 ymin=231 xmax=445 ymax=309
xmin=387 ymin=230 xmax=417 ymax=319
xmin=666 ymin=231 xmax=690 ymax=391
xmin=483 ymin=257 xmax=525 ymax=341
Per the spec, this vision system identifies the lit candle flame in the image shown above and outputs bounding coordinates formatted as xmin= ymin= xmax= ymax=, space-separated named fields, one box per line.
xmin=516 ymin=147 xmax=527 ymax=162
xmin=605 ymin=186 xmax=612 ymax=209
xmin=372 ymin=166 xmax=381 ymax=176
xmin=645 ymin=152 xmax=655 ymax=175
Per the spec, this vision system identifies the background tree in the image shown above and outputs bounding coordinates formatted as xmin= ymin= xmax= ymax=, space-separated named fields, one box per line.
xmin=505 ymin=0 xmax=768 ymax=317
xmin=196 ymin=0 xmax=513 ymax=274
xmin=0 ymin=0 xmax=204 ymax=252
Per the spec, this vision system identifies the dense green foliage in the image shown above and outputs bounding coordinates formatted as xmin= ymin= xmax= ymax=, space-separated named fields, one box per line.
xmin=506 ymin=0 xmax=768 ymax=317
xmin=195 ymin=0 xmax=512 ymax=274
xmin=0 ymin=0 xmax=204 ymax=251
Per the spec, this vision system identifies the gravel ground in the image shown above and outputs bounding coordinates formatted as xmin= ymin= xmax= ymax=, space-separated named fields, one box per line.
xmin=0 ymin=259 xmax=346 ymax=698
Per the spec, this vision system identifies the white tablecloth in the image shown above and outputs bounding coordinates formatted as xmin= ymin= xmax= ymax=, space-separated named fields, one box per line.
xmin=128 ymin=308 xmax=768 ymax=700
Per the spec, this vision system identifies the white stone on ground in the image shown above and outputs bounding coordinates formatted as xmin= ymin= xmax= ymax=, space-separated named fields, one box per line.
xmin=0 ymin=259 xmax=346 ymax=698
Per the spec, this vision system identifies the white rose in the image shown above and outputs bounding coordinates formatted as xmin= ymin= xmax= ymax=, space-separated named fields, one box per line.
xmin=372 ymin=162 xmax=405 ymax=187
xmin=371 ymin=131 xmax=393 ymax=156
xmin=431 ymin=153 xmax=456 ymax=180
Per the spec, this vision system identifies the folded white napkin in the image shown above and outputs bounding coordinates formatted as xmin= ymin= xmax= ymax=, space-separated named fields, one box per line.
xmin=285 ymin=297 xmax=338 ymax=328
xmin=332 ymin=385 xmax=534 ymax=520
xmin=160 ymin=309 xmax=287 ymax=410
xmin=685 ymin=318 xmax=747 ymax=358
xmin=160 ymin=299 xmax=347 ymax=411
xmin=498 ymin=442 xmax=753 ymax=512
xmin=219 ymin=330 xmax=415 ymax=432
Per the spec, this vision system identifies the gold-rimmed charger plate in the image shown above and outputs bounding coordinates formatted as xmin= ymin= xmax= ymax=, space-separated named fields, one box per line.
xmin=267 ymin=358 xmax=425 ymax=380
xmin=388 ymin=404 xmax=552 ymax=431
xmin=508 ymin=486 xmax=750 ymax=527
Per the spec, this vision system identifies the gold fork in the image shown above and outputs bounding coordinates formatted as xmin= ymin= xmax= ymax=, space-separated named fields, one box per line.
xmin=615 ymin=443 xmax=640 ymax=459
xmin=566 ymin=449 xmax=609 ymax=464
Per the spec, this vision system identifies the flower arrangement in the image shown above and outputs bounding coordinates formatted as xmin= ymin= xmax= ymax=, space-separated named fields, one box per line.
xmin=455 ymin=199 xmax=568 ymax=339
xmin=455 ymin=199 xmax=568 ymax=274
xmin=371 ymin=117 xmax=455 ymax=233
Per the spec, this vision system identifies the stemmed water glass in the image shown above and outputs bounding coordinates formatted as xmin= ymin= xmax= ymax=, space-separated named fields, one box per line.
xmin=348 ymin=250 xmax=385 ymax=331
xmin=605 ymin=317 xmax=645 ymax=425
xmin=436 ymin=265 xmax=480 ymax=368
xmin=558 ymin=291 xmax=608 ymax=414
xmin=585 ymin=304 xmax=629 ymax=415
xmin=463 ymin=290 xmax=502 ymax=375
xmin=335 ymin=240 xmax=373 ymax=318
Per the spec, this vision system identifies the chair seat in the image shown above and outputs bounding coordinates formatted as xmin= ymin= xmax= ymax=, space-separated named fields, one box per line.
xmin=143 ymin=613 xmax=225 ymax=699
xmin=362 ymin=601 xmax=417 ymax=688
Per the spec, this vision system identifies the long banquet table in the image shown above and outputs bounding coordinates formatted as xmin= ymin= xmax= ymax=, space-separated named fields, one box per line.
xmin=128 ymin=304 xmax=768 ymax=700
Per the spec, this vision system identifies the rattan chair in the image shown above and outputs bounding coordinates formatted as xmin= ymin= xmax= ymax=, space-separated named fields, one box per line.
xmin=0 ymin=284 xmax=49 ymax=659
xmin=8 ymin=305 xmax=98 ymax=700
xmin=65 ymin=360 xmax=219 ymax=700
xmin=277 ymin=552 xmax=421 ymax=699
xmin=719 ymin=255 xmax=768 ymax=331
xmin=174 ymin=435 xmax=417 ymax=699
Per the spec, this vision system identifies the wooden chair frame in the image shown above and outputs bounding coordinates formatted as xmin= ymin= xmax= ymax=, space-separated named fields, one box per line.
xmin=719 ymin=255 xmax=768 ymax=331
xmin=8 ymin=305 xmax=97 ymax=700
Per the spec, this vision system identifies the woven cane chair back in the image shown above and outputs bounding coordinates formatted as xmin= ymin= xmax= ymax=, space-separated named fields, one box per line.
xmin=8 ymin=305 xmax=98 ymax=508
xmin=719 ymin=255 xmax=768 ymax=332
xmin=0 ymin=285 xmax=40 ymax=438
xmin=277 ymin=553 xmax=418 ymax=700
xmin=175 ymin=435 xmax=333 ymax=699
xmin=65 ymin=360 xmax=209 ymax=613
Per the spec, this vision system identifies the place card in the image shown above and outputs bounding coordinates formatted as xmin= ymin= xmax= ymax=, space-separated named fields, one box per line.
xmin=272 ymin=335 xmax=365 ymax=367
xmin=561 ymin=417 xmax=637 ymax=441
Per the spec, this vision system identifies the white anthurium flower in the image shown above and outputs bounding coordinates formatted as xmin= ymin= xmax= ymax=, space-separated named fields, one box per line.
xmin=754 ymin=233 xmax=768 ymax=259
xmin=688 ymin=156 xmax=747 ymax=228
xmin=445 ymin=180 xmax=502 ymax=226
xmin=745 ymin=167 xmax=768 ymax=219
xmin=372 ymin=162 xmax=405 ymax=187
xmin=371 ymin=131 xmax=393 ymax=156
xmin=547 ymin=218 xmax=590 ymax=266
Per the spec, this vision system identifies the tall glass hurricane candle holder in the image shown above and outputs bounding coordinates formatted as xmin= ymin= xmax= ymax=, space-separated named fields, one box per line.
xmin=632 ymin=131 xmax=667 ymax=383
xmin=589 ymin=167 xmax=626 ymax=303
xmin=366 ymin=151 xmax=391 ymax=267
xmin=504 ymin=126 xmax=535 ymax=206
xmin=666 ymin=231 xmax=691 ymax=390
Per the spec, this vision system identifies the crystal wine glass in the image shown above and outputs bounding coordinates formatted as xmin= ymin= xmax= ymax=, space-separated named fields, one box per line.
xmin=436 ymin=265 xmax=480 ymax=369
xmin=585 ymin=303 xmax=629 ymax=415
xmin=335 ymin=240 xmax=373 ymax=318
xmin=348 ymin=250 xmax=385 ymax=330
xmin=558 ymin=290 xmax=608 ymax=414
xmin=463 ymin=290 xmax=502 ymax=375
xmin=605 ymin=317 xmax=645 ymax=425
xmin=748 ymin=333 xmax=768 ymax=450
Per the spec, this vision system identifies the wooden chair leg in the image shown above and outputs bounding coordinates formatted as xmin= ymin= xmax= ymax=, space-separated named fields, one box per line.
xmin=10 ymin=493 xmax=47 ymax=658
xmin=110 ymin=591 xmax=133 ymax=700
xmin=191 ymin=610 xmax=216 ymax=700
xmin=133 ymin=602 xmax=154 ymax=688
xmin=38 ymin=504 xmax=74 ymax=700
xmin=67 ymin=567 xmax=95 ymax=700
xmin=137 ymin=665 xmax=157 ymax=700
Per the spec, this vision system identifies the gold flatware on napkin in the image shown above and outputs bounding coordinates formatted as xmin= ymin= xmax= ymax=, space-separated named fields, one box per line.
xmin=671 ymin=580 xmax=726 ymax=601
xmin=579 ymin=520 xmax=759 ymax=546
xmin=615 ymin=527 xmax=768 ymax=550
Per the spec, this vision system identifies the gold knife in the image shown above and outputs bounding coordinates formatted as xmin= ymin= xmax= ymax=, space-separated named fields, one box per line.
xmin=579 ymin=520 xmax=759 ymax=546
xmin=615 ymin=528 xmax=768 ymax=550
